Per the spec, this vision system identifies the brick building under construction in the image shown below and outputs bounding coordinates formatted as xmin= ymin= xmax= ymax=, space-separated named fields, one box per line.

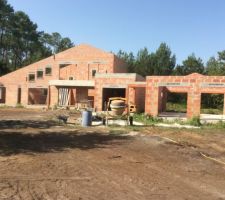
xmin=0 ymin=44 xmax=225 ymax=118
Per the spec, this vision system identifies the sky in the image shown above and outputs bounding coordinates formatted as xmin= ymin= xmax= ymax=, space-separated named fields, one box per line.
xmin=7 ymin=0 xmax=225 ymax=65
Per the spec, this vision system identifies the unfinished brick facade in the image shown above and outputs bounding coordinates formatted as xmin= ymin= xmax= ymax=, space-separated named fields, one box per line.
xmin=94 ymin=73 xmax=146 ymax=112
xmin=1 ymin=44 xmax=225 ymax=119
xmin=0 ymin=44 xmax=146 ymax=111
xmin=145 ymin=73 xmax=225 ymax=118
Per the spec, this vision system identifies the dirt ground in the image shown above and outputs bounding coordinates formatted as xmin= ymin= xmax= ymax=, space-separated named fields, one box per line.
xmin=0 ymin=108 xmax=225 ymax=200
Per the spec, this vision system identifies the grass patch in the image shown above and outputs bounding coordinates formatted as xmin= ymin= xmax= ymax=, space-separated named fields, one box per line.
xmin=15 ymin=103 xmax=24 ymax=108
xmin=133 ymin=113 xmax=163 ymax=125
xmin=187 ymin=116 xmax=201 ymax=126
xmin=166 ymin=102 xmax=187 ymax=113
xmin=0 ymin=105 xmax=11 ymax=109
xmin=201 ymin=108 xmax=223 ymax=115
xmin=203 ymin=121 xmax=225 ymax=129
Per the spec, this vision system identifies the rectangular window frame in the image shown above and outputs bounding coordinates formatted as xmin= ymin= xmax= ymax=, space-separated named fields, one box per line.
xmin=45 ymin=65 xmax=52 ymax=76
xmin=37 ymin=70 xmax=44 ymax=79
xmin=92 ymin=69 xmax=97 ymax=77
xmin=28 ymin=73 xmax=35 ymax=82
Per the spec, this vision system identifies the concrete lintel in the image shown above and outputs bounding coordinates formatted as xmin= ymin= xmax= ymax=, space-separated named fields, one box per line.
xmin=128 ymin=82 xmax=146 ymax=87
xmin=95 ymin=73 xmax=137 ymax=79
xmin=157 ymin=82 xmax=190 ymax=87
xmin=102 ymin=84 xmax=127 ymax=89
xmin=201 ymin=82 xmax=225 ymax=88
xmin=28 ymin=86 xmax=47 ymax=89
xmin=58 ymin=61 xmax=79 ymax=65
xmin=87 ymin=60 xmax=108 ymax=64
xmin=49 ymin=80 xmax=95 ymax=87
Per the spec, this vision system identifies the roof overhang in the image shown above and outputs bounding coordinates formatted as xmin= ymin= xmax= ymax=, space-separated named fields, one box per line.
xmin=49 ymin=80 xmax=95 ymax=87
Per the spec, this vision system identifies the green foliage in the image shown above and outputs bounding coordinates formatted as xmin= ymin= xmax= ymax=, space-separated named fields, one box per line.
xmin=133 ymin=113 xmax=163 ymax=125
xmin=166 ymin=102 xmax=187 ymax=113
xmin=117 ymin=50 xmax=135 ymax=72
xmin=218 ymin=50 xmax=225 ymax=61
xmin=154 ymin=43 xmax=176 ymax=75
xmin=15 ymin=103 xmax=24 ymax=108
xmin=0 ymin=104 xmax=11 ymax=108
xmin=174 ymin=54 xmax=204 ymax=75
xmin=42 ymin=32 xmax=74 ymax=54
xmin=201 ymin=94 xmax=224 ymax=110
xmin=206 ymin=51 xmax=225 ymax=76
xmin=205 ymin=121 xmax=225 ymax=129
xmin=201 ymin=108 xmax=222 ymax=115
xmin=117 ymin=42 xmax=176 ymax=77
xmin=0 ymin=0 xmax=74 ymax=76
xmin=187 ymin=116 xmax=201 ymax=127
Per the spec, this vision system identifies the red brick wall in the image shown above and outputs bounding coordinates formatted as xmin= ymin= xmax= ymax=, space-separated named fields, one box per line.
xmin=0 ymin=44 xmax=122 ymax=106
xmin=133 ymin=87 xmax=145 ymax=112
xmin=49 ymin=86 xmax=58 ymax=107
xmin=145 ymin=73 xmax=225 ymax=118
xmin=28 ymin=88 xmax=47 ymax=105
xmin=76 ymin=87 xmax=88 ymax=102
xmin=113 ymin=55 xmax=128 ymax=73
xmin=59 ymin=64 xmax=77 ymax=80
xmin=0 ymin=55 xmax=59 ymax=106
xmin=94 ymin=74 xmax=145 ymax=111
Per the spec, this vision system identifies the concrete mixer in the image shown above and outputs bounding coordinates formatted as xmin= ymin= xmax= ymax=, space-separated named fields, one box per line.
xmin=103 ymin=97 xmax=136 ymax=125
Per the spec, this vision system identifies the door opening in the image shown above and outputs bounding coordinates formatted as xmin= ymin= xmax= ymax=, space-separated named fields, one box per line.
xmin=102 ymin=88 xmax=126 ymax=110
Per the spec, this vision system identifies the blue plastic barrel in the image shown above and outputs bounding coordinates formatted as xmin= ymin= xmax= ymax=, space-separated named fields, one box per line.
xmin=81 ymin=110 xmax=92 ymax=126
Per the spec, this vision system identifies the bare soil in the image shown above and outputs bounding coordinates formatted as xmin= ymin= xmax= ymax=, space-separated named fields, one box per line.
xmin=0 ymin=108 xmax=225 ymax=200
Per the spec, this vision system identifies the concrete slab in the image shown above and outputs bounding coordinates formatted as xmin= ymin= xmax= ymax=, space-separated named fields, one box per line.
xmin=200 ymin=114 xmax=225 ymax=123
xmin=49 ymin=80 xmax=95 ymax=87
xmin=155 ymin=123 xmax=200 ymax=129
xmin=158 ymin=112 xmax=187 ymax=121
xmin=159 ymin=112 xmax=225 ymax=124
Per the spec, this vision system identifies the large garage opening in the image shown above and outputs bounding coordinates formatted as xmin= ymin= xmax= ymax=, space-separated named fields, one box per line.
xmin=164 ymin=92 xmax=187 ymax=117
xmin=0 ymin=87 xmax=6 ymax=104
xmin=102 ymin=88 xmax=126 ymax=110
xmin=28 ymin=88 xmax=48 ymax=105
xmin=201 ymin=93 xmax=224 ymax=115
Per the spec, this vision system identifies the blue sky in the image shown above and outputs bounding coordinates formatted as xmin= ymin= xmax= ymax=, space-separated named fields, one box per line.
xmin=7 ymin=0 xmax=225 ymax=65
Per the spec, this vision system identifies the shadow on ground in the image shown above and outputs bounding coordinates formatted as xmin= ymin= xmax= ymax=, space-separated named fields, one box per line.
xmin=0 ymin=120 xmax=62 ymax=129
xmin=0 ymin=130 xmax=130 ymax=157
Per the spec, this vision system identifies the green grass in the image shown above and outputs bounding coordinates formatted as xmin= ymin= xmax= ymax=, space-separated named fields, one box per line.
xmin=15 ymin=103 xmax=24 ymax=108
xmin=166 ymin=102 xmax=223 ymax=115
xmin=203 ymin=121 xmax=225 ymax=129
xmin=187 ymin=116 xmax=201 ymax=126
xmin=133 ymin=113 xmax=163 ymax=125
xmin=201 ymin=108 xmax=223 ymax=115
xmin=166 ymin=102 xmax=187 ymax=113
xmin=133 ymin=112 xmax=203 ymax=127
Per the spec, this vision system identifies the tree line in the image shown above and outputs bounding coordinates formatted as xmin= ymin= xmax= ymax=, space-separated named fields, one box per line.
xmin=117 ymin=43 xmax=225 ymax=77
xmin=0 ymin=0 xmax=74 ymax=76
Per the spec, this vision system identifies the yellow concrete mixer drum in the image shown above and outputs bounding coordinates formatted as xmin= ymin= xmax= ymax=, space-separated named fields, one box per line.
xmin=109 ymin=99 xmax=126 ymax=116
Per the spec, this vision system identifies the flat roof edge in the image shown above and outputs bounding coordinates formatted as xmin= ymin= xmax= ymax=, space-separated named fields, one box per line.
xmin=49 ymin=80 xmax=95 ymax=87
xmin=95 ymin=73 xmax=137 ymax=78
